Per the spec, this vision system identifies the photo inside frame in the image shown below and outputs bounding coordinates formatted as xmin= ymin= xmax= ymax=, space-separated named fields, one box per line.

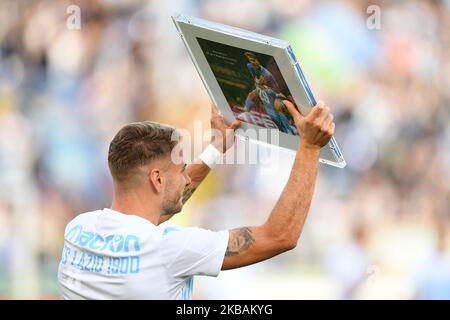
xmin=196 ymin=37 xmax=298 ymax=136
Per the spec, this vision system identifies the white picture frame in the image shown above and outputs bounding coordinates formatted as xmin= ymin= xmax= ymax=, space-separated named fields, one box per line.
xmin=172 ymin=14 xmax=346 ymax=168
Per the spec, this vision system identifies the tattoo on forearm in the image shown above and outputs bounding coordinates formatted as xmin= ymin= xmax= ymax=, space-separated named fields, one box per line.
xmin=182 ymin=186 xmax=197 ymax=204
xmin=226 ymin=227 xmax=255 ymax=256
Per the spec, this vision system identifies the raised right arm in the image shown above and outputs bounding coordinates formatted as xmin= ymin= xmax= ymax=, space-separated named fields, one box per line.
xmin=222 ymin=101 xmax=335 ymax=270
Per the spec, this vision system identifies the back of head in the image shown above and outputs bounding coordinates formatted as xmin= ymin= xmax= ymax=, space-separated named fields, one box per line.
xmin=108 ymin=121 xmax=177 ymax=187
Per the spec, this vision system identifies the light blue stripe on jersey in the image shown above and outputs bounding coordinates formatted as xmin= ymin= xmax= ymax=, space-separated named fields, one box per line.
xmin=162 ymin=227 xmax=179 ymax=236
xmin=181 ymin=276 xmax=193 ymax=300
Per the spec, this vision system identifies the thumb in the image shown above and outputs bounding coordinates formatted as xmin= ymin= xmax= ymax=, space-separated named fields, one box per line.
xmin=211 ymin=103 xmax=221 ymax=116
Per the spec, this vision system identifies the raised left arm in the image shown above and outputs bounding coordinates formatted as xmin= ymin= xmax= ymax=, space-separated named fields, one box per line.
xmin=181 ymin=104 xmax=241 ymax=204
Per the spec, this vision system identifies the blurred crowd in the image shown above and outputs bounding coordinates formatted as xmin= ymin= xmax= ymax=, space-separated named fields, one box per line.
xmin=0 ymin=0 xmax=449 ymax=299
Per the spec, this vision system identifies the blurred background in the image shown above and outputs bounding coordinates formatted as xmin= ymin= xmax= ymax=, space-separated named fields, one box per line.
xmin=1 ymin=0 xmax=450 ymax=299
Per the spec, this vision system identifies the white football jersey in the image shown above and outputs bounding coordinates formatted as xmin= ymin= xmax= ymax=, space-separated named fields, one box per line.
xmin=58 ymin=208 xmax=229 ymax=299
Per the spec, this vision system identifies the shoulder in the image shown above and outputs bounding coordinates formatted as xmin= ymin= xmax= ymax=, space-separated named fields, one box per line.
xmin=157 ymin=223 xmax=228 ymax=246
xmin=64 ymin=210 xmax=100 ymax=233
xmin=156 ymin=224 xmax=229 ymax=276
xmin=64 ymin=209 xmax=156 ymax=241
xmin=158 ymin=221 xmax=181 ymax=236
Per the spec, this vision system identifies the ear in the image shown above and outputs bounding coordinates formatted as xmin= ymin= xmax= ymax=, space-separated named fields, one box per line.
xmin=149 ymin=168 xmax=164 ymax=193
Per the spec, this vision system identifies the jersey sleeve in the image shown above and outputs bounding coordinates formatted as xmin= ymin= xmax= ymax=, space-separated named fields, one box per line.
xmin=157 ymin=226 xmax=229 ymax=278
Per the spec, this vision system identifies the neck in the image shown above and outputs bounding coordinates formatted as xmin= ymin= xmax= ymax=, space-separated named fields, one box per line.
xmin=110 ymin=187 xmax=161 ymax=225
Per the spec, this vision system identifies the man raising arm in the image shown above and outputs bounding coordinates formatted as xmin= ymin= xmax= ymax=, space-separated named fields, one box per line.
xmin=57 ymin=100 xmax=334 ymax=299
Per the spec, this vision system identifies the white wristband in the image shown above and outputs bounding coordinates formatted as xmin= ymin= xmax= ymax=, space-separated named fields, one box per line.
xmin=199 ymin=144 xmax=222 ymax=169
